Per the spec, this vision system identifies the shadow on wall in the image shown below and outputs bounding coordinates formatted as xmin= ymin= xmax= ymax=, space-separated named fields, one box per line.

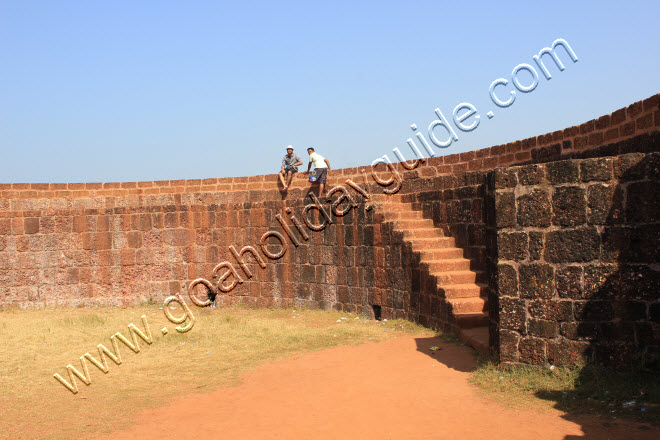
xmin=535 ymin=152 xmax=660 ymax=435
xmin=374 ymin=221 xmax=460 ymax=333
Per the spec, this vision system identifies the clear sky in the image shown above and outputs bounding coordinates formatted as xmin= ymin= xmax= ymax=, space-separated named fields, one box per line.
xmin=1 ymin=0 xmax=658 ymax=183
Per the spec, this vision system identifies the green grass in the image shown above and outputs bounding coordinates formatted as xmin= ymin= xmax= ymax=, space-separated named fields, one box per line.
xmin=469 ymin=356 xmax=660 ymax=424
xmin=0 ymin=305 xmax=431 ymax=440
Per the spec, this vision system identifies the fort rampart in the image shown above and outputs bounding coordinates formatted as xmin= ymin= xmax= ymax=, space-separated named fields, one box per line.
xmin=1 ymin=94 xmax=658 ymax=368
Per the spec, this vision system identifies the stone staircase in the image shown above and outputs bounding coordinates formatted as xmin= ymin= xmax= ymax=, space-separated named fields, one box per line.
xmin=373 ymin=194 xmax=489 ymax=356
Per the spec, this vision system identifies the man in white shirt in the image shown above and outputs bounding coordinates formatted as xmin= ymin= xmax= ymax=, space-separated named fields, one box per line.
xmin=306 ymin=147 xmax=331 ymax=196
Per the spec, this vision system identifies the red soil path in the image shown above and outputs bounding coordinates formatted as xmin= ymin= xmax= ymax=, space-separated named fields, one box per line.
xmin=100 ymin=336 xmax=658 ymax=440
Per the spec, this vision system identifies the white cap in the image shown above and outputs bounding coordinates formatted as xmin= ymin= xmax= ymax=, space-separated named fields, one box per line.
xmin=286 ymin=145 xmax=294 ymax=150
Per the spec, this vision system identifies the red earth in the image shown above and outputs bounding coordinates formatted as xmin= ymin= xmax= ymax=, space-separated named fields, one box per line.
xmin=99 ymin=336 xmax=658 ymax=439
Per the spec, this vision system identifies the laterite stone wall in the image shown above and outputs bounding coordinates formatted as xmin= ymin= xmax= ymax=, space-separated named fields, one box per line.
xmin=1 ymin=94 xmax=658 ymax=367
xmin=490 ymin=152 xmax=659 ymax=368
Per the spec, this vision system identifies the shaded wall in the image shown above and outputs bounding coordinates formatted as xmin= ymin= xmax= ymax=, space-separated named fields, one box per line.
xmin=490 ymin=152 xmax=659 ymax=368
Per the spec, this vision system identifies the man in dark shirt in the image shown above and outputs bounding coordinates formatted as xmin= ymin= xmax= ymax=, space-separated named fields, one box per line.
xmin=279 ymin=145 xmax=303 ymax=190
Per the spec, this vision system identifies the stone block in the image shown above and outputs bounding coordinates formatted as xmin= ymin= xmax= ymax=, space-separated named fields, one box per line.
xmin=519 ymin=337 xmax=547 ymax=364
xmin=583 ymin=264 xmax=617 ymax=299
xmin=528 ymin=319 xmax=559 ymax=338
xmin=497 ymin=264 xmax=518 ymax=297
xmin=552 ymin=186 xmax=586 ymax=226
xmin=528 ymin=231 xmax=544 ymax=261
xmin=494 ymin=192 xmax=516 ymax=227
xmin=517 ymin=165 xmax=544 ymax=185
xmin=546 ymin=161 xmax=579 ymax=184
xmin=626 ymin=181 xmax=660 ymax=224
xmin=497 ymin=231 xmax=528 ymax=261
xmin=556 ymin=265 xmax=583 ymax=299
xmin=560 ymin=321 xmax=598 ymax=340
xmin=544 ymin=227 xmax=600 ymax=263
xmin=499 ymin=297 xmax=526 ymax=333
xmin=650 ymin=303 xmax=660 ymax=323
xmin=528 ymin=299 xmax=573 ymax=321
xmin=499 ymin=329 xmax=520 ymax=363
xmin=574 ymin=300 xmax=614 ymax=321
xmin=519 ymin=264 xmax=554 ymax=299
xmin=599 ymin=321 xmax=635 ymax=341
xmin=547 ymin=339 xmax=591 ymax=366
xmin=494 ymin=168 xmax=517 ymax=189
xmin=24 ymin=218 xmax=39 ymax=235
xmin=612 ymin=300 xmax=647 ymax=321
xmin=587 ymin=184 xmax=623 ymax=225
xmin=580 ymin=158 xmax=613 ymax=182
xmin=82 ymin=232 xmax=112 ymax=250
xmin=614 ymin=153 xmax=646 ymax=181
xmin=517 ymin=189 xmax=551 ymax=227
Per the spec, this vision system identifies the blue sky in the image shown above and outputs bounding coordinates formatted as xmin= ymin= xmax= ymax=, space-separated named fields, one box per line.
xmin=1 ymin=0 xmax=658 ymax=183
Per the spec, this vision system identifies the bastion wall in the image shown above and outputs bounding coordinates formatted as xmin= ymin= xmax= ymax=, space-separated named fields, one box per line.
xmin=1 ymin=94 xmax=658 ymax=367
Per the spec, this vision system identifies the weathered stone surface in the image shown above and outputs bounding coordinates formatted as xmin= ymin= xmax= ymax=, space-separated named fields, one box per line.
xmin=546 ymin=160 xmax=579 ymax=184
xmin=517 ymin=165 xmax=544 ymax=185
xmin=497 ymin=231 xmax=527 ymax=261
xmin=528 ymin=319 xmax=559 ymax=338
xmin=580 ymin=157 xmax=613 ymax=181
xmin=614 ymin=153 xmax=646 ymax=180
xmin=594 ymin=342 xmax=635 ymax=369
xmin=518 ymin=337 xmax=547 ymax=364
xmin=599 ymin=321 xmax=635 ymax=341
xmin=587 ymin=184 xmax=623 ymax=225
xmin=547 ymin=339 xmax=591 ymax=366
xmin=626 ymin=181 xmax=660 ymax=224
xmin=497 ymin=264 xmax=518 ymax=297
xmin=517 ymin=189 xmax=551 ymax=227
xmin=560 ymin=321 xmax=598 ymax=340
xmin=528 ymin=231 xmax=544 ymax=261
xmin=494 ymin=168 xmax=517 ymax=189
xmin=499 ymin=297 xmax=526 ymax=333
xmin=574 ymin=300 xmax=614 ymax=321
xmin=24 ymin=218 xmax=39 ymax=234
xmin=519 ymin=264 xmax=554 ymax=299
xmin=528 ymin=300 xmax=573 ymax=321
xmin=544 ymin=227 xmax=600 ymax=262
xmin=499 ymin=329 xmax=520 ymax=363
xmin=494 ymin=192 xmax=515 ymax=227
xmin=552 ymin=186 xmax=586 ymax=226
xmin=556 ymin=266 xmax=583 ymax=299
xmin=612 ymin=300 xmax=647 ymax=321
xmin=583 ymin=264 xmax=618 ymax=299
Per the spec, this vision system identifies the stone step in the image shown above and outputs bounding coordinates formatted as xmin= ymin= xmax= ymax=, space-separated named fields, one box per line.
xmin=447 ymin=295 xmax=488 ymax=313
xmin=458 ymin=326 xmax=489 ymax=356
xmin=439 ymin=283 xmax=488 ymax=298
xmin=381 ymin=210 xmax=425 ymax=221
xmin=392 ymin=219 xmax=436 ymax=230
xmin=425 ymin=258 xmax=472 ymax=272
xmin=373 ymin=202 xmax=409 ymax=212
xmin=415 ymin=247 xmax=463 ymax=259
xmin=432 ymin=270 xmax=485 ymax=285
xmin=404 ymin=237 xmax=458 ymax=248
xmin=454 ymin=312 xmax=489 ymax=329
xmin=372 ymin=194 xmax=405 ymax=204
xmin=405 ymin=228 xmax=447 ymax=239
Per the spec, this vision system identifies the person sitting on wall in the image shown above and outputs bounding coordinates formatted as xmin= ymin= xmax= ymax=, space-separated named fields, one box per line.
xmin=306 ymin=147 xmax=331 ymax=196
xmin=278 ymin=145 xmax=303 ymax=190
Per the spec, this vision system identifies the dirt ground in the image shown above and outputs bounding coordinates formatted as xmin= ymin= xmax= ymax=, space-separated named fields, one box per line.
xmin=99 ymin=335 xmax=659 ymax=440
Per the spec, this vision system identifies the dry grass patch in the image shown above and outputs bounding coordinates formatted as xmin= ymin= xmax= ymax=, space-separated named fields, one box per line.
xmin=0 ymin=305 xmax=430 ymax=440
xmin=470 ymin=358 xmax=660 ymax=425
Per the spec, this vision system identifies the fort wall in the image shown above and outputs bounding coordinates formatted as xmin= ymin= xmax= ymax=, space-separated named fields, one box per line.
xmin=1 ymin=94 xmax=658 ymax=368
